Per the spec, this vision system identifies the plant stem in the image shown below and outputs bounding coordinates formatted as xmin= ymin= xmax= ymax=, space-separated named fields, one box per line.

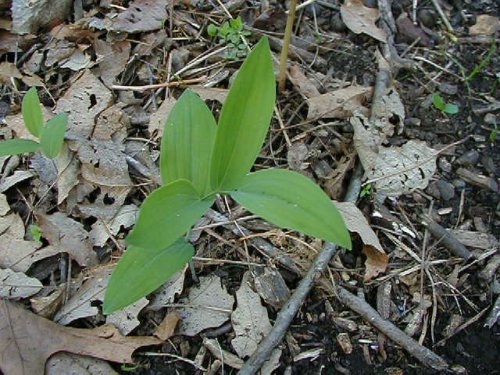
xmin=278 ymin=0 xmax=298 ymax=91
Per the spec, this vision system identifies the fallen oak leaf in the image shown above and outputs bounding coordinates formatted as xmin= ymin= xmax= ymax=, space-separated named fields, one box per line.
xmin=0 ymin=300 xmax=161 ymax=375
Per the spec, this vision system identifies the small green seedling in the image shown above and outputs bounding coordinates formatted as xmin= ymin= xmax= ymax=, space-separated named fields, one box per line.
xmin=103 ymin=38 xmax=351 ymax=314
xmin=207 ymin=17 xmax=251 ymax=59
xmin=432 ymin=93 xmax=459 ymax=115
xmin=360 ymin=183 xmax=373 ymax=198
xmin=0 ymin=88 xmax=67 ymax=159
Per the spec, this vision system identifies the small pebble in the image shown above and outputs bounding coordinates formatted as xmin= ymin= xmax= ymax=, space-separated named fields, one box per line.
xmin=439 ymin=82 xmax=458 ymax=95
xmin=484 ymin=113 xmax=497 ymax=126
xmin=437 ymin=179 xmax=455 ymax=201
xmin=452 ymin=178 xmax=466 ymax=190
xmin=404 ymin=117 xmax=421 ymax=127
xmin=330 ymin=12 xmax=347 ymax=33
xmin=427 ymin=181 xmax=441 ymax=200
xmin=418 ymin=8 xmax=437 ymax=28
xmin=456 ymin=150 xmax=480 ymax=167
xmin=481 ymin=155 xmax=495 ymax=175
xmin=438 ymin=157 xmax=453 ymax=173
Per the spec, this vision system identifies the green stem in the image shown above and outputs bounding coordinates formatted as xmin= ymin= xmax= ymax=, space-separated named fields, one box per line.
xmin=278 ymin=0 xmax=298 ymax=92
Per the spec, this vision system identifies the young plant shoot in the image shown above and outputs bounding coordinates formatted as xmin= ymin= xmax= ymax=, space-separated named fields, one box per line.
xmin=103 ymin=37 xmax=351 ymax=314
xmin=0 ymin=87 xmax=67 ymax=159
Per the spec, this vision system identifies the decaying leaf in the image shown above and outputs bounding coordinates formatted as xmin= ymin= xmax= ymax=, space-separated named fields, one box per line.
xmin=0 ymin=234 xmax=60 ymax=272
xmin=46 ymin=353 xmax=118 ymax=375
xmin=110 ymin=0 xmax=168 ymax=33
xmin=177 ymin=275 xmax=234 ymax=336
xmin=148 ymin=96 xmax=176 ymax=138
xmin=90 ymin=204 xmax=139 ymax=247
xmin=12 ymin=0 xmax=73 ymax=34
xmin=30 ymin=286 xmax=65 ymax=319
xmin=0 ymin=193 xmax=9 ymax=216
xmin=148 ymin=270 xmax=187 ymax=310
xmin=0 ymin=170 xmax=35 ymax=193
xmin=93 ymin=40 xmax=131 ymax=88
xmin=352 ymin=114 xmax=437 ymax=197
xmin=36 ymin=212 xmax=98 ymax=267
xmin=336 ymin=201 xmax=388 ymax=281
xmin=307 ymin=86 xmax=371 ymax=120
xmin=94 ymin=104 xmax=130 ymax=142
xmin=0 ymin=268 xmax=43 ymax=299
xmin=106 ymin=297 xmax=149 ymax=335
xmin=289 ymin=65 xmax=321 ymax=98
xmin=56 ymin=70 xmax=113 ymax=139
xmin=231 ymin=272 xmax=272 ymax=358
xmin=0 ymin=301 xmax=160 ymax=375
xmin=252 ymin=267 xmax=290 ymax=309
xmin=56 ymin=144 xmax=80 ymax=205
xmin=340 ymin=0 xmax=387 ymax=42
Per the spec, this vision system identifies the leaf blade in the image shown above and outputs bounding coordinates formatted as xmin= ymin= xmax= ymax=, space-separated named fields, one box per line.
xmin=22 ymin=87 xmax=44 ymax=137
xmin=40 ymin=113 xmax=67 ymax=159
xmin=210 ymin=37 xmax=276 ymax=190
xmin=0 ymin=139 xmax=41 ymax=157
xmin=160 ymin=89 xmax=217 ymax=194
xmin=103 ymin=239 xmax=194 ymax=313
xmin=230 ymin=169 xmax=352 ymax=249
xmin=126 ymin=179 xmax=214 ymax=250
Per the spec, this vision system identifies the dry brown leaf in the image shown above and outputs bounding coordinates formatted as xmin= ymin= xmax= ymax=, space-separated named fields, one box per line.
xmin=56 ymin=144 xmax=80 ymax=205
xmin=12 ymin=0 xmax=72 ymax=34
xmin=0 ymin=234 xmax=60 ymax=272
xmin=231 ymin=272 xmax=272 ymax=358
xmin=0 ymin=268 xmax=43 ymax=299
xmin=0 ymin=193 xmax=9 ymax=216
xmin=148 ymin=96 xmax=176 ymax=138
xmin=110 ymin=0 xmax=168 ymax=33
xmin=191 ymin=86 xmax=229 ymax=103
xmin=57 ymin=70 xmax=113 ymax=139
xmin=324 ymin=150 xmax=357 ymax=200
xmin=0 ymin=170 xmax=35 ymax=193
xmin=0 ymin=213 xmax=25 ymax=238
xmin=469 ymin=15 xmax=500 ymax=35
xmin=30 ymin=286 xmax=65 ymax=319
xmin=94 ymin=104 xmax=130 ymax=142
xmin=335 ymin=201 xmax=388 ymax=281
xmin=154 ymin=310 xmax=181 ymax=341
xmin=106 ymin=297 xmax=149 ymax=335
xmin=340 ymin=0 xmax=387 ymax=42
xmin=307 ymin=86 xmax=371 ymax=120
xmin=36 ymin=212 xmax=98 ymax=267
xmin=287 ymin=143 xmax=309 ymax=171
xmin=177 ymin=275 xmax=234 ymax=336
xmin=289 ymin=65 xmax=321 ymax=98
xmin=148 ymin=270 xmax=186 ymax=310
xmin=90 ymin=204 xmax=139 ymax=247
xmin=0 ymin=300 xmax=160 ymax=375
xmin=94 ymin=40 xmax=131 ymax=88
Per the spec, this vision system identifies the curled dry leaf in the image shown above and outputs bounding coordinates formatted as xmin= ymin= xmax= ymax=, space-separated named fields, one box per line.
xmin=307 ymin=86 xmax=371 ymax=120
xmin=93 ymin=40 xmax=131 ymax=88
xmin=177 ymin=275 xmax=234 ymax=336
xmin=148 ymin=97 xmax=176 ymax=138
xmin=469 ymin=15 xmax=500 ymax=36
xmin=154 ymin=310 xmax=181 ymax=341
xmin=289 ymin=65 xmax=321 ymax=98
xmin=335 ymin=202 xmax=388 ymax=281
xmin=0 ymin=268 xmax=43 ymax=299
xmin=0 ymin=301 xmax=160 ymax=375
xmin=231 ymin=272 xmax=272 ymax=358
xmin=0 ymin=234 xmax=60 ymax=272
xmin=340 ymin=0 xmax=388 ymax=42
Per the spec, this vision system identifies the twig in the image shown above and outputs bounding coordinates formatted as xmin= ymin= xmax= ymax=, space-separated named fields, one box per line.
xmin=335 ymin=287 xmax=449 ymax=371
xmin=111 ymin=76 xmax=207 ymax=92
xmin=430 ymin=0 xmax=454 ymax=33
xmin=420 ymin=214 xmax=473 ymax=260
xmin=238 ymin=163 xmax=363 ymax=375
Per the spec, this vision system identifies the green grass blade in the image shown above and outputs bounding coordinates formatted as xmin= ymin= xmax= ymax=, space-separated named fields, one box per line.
xmin=126 ymin=179 xmax=214 ymax=250
xmin=40 ymin=113 xmax=68 ymax=159
xmin=22 ymin=87 xmax=44 ymax=137
xmin=210 ymin=37 xmax=276 ymax=190
xmin=103 ymin=239 xmax=194 ymax=313
xmin=0 ymin=139 xmax=41 ymax=157
xmin=230 ymin=169 xmax=352 ymax=249
xmin=161 ymin=89 xmax=217 ymax=194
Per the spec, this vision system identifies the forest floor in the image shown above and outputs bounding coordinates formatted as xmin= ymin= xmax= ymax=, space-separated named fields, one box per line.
xmin=0 ymin=0 xmax=498 ymax=374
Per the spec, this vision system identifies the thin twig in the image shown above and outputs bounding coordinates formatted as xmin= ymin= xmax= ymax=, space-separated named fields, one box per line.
xmin=278 ymin=0 xmax=298 ymax=91
xmin=111 ymin=76 xmax=207 ymax=91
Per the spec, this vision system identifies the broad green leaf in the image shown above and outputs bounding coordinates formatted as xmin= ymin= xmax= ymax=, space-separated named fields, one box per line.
xmin=126 ymin=179 xmax=214 ymax=250
xmin=0 ymin=139 xmax=40 ymax=157
xmin=160 ymin=89 xmax=217 ymax=194
xmin=230 ymin=169 xmax=352 ymax=249
xmin=40 ymin=113 xmax=67 ymax=159
xmin=210 ymin=37 xmax=276 ymax=190
xmin=431 ymin=93 xmax=446 ymax=111
xmin=444 ymin=103 xmax=459 ymax=115
xmin=22 ymin=87 xmax=44 ymax=137
xmin=103 ymin=239 xmax=194 ymax=313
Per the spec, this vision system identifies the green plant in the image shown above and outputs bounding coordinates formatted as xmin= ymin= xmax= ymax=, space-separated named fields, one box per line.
xmin=103 ymin=38 xmax=351 ymax=314
xmin=0 ymin=87 xmax=67 ymax=159
xmin=207 ymin=17 xmax=251 ymax=59
xmin=360 ymin=183 xmax=373 ymax=198
xmin=29 ymin=224 xmax=43 ymax=242
xmin=432 ymin=93 xmax=459 ymax=115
